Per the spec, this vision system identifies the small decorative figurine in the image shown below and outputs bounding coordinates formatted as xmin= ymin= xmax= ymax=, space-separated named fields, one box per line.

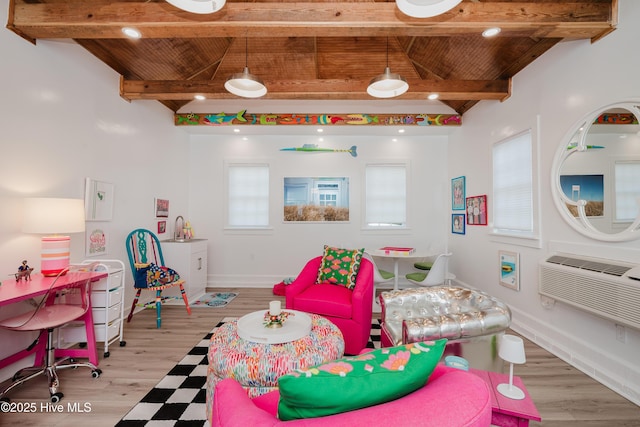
xmin=15 ymin=260 xmax=34 ymax=282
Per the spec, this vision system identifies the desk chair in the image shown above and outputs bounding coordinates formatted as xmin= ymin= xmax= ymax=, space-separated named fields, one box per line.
xmin=125 ymin=229 xmax=191 ymax=328
xmin=363 ymin=252 xmax=394 ymax=313
xmin=405 ymin=253 xmax=453 ymax=287
xmin=0 ymin=264 xmax=102 ymax=403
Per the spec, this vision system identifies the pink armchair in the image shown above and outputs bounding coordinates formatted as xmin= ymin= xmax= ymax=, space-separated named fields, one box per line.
xmin=210 ymin=365 xmax=492 ymax=426
xmin=285 ymin=256 xmax=374 ymax=355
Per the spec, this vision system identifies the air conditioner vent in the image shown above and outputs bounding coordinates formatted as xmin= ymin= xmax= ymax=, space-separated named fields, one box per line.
xmin=544 ymin=255 xmax=632 ymax=277
xmin=539 ymin=253 xmax=640 ymax=331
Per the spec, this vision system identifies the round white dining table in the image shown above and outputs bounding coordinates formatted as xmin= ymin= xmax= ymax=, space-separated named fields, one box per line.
xmin=370 ymin=249 xmax=437 ymax=291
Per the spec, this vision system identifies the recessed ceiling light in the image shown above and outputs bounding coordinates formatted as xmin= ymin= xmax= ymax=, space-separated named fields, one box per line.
xmin=392 ymin=138 xmax=398 ymax=142
xmin=428 ymin=93 xmax=440 ymax=100
xmin=482 ymin=27 xmax=501 ymax=38
xmin=233 ymin=128 xmax=240 ymax=133
xmin=194 ymin=94 xmax=206 ymax=100
xmin=121 ymin=27 xmax=142 ymax=39
xmin=398 ymin=129 xmax=405 ymax=133
xmin=317 ymin=128 xmax=324 ymax=133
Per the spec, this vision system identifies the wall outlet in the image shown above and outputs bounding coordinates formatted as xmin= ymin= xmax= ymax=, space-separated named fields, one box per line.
xmin=616 ymin=324 xmax=626 ymax=343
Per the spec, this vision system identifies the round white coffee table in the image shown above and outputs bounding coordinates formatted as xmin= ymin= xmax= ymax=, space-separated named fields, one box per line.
xmin=237 ymin=309 xmax=312 ymax=344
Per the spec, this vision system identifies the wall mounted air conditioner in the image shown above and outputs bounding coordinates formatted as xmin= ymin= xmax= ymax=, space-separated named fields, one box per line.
xmin=539 ymin=253 xmax=640 ymax=331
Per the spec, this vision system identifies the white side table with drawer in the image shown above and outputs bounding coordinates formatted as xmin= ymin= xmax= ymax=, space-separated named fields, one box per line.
xmin=60 ymin=259 xmax=127 ymax=358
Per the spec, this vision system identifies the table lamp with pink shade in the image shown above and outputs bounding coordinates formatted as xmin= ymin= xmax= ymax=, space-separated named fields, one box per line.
xmin=22 ymin=198 xmax=85 ymax=276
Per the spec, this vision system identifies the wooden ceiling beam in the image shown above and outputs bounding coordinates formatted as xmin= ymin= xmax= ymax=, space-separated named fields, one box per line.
xmin=10 ymin=1 xmax=614 ymax=40
xmin=120 ymin=78 xmax=510 ymax=101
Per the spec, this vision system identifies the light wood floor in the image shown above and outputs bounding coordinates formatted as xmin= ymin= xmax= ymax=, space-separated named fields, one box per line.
xmin=1 ymin=288 xmax=639 ymax=426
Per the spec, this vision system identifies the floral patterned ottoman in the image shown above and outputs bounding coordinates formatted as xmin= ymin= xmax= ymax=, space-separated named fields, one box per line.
xmin=206 ymin=314 xmax=344 ymax=421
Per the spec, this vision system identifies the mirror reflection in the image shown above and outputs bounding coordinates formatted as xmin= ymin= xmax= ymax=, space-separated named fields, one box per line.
xmin=553 ymin=102 xmax=640 ymax=241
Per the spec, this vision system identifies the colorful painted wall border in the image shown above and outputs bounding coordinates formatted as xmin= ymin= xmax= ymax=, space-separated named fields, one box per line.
xmin=174 ymin=110 xmax=462 ymax=127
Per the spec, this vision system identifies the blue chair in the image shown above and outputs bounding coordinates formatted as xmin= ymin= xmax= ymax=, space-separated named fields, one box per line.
xmin=125 ymin=229 xmax=191 ymax=328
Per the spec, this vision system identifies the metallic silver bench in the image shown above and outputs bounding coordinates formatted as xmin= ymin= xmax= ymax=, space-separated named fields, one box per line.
xmin=380 ymin=286 xmax=512 ymax=371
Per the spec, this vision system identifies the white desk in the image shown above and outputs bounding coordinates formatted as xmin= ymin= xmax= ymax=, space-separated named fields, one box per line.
xmin=371 ymin=249 xmax=437 ymax=291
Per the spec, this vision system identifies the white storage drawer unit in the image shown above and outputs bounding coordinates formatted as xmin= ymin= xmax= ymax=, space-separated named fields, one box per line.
xmin=161 ymin=239 xmax=208 ymax=302
xmin=60 ymin=259 xmax=126 ymax=358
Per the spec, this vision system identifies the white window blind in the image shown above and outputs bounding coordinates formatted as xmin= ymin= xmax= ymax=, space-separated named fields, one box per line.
xmin=227 ymin=164 xmax=269 ymax=227
xmin=365 ymin=165 xmax=407 ymax=227
xmin=614 ymin=161 xmax=640 ymax=222
xmin=492 ymin=131 xmax=533 ymax=235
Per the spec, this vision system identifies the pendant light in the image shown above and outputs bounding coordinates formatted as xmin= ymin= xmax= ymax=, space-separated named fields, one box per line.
xmin=165 ymin=0 xmax=226 ymax=14
xmin=396 ymin=0 xmax=462 ymax=19
xmin=225 ymin=38 xmax=267 ymax=98
xmin=367 ymin=38 xmax=409 ymax=99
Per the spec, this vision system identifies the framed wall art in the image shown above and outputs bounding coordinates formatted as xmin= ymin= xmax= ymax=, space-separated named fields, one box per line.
xmin=84 ymin=178 xmax=114 ymax=221
xmin=466 ymin=195 xmax=488 ymax=225
xmin=451 ymin=176 xmax=466 ymax=210
xmin=85 ymin=226 xmax=108 ymax=257
xmin=499 ymin=250 xmax=520 ymax=291
xmin=155 ymin=198 xmax=169 ymax=218
xmin=452 ymin=214 xmax=465 ymax=235
xmin=559 ymin=174 xmax=604 ymax=217
xmin=158 ymin=220 xmax=167 ymax=234
xmin=283 ymin=177 xmax=350 ymax=222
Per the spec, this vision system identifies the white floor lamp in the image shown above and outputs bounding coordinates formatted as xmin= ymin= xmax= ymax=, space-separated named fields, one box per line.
xmin=497 ymin=334 xmax=527 ymax=400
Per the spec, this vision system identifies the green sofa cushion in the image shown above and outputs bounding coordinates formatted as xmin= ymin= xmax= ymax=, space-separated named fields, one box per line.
xmin=277 ymin=339 xmax=447 ymax=421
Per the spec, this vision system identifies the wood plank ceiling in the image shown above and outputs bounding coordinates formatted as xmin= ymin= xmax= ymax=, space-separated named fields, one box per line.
xmin=7 ymin=0 xmax=617 ymax=114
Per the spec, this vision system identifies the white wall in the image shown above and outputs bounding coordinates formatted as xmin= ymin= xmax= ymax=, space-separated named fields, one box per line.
xmin=448 ymin=0 xmax=640 ymax=405
xmin=0 ymin=0 xmax=189 ymax=379
xmin=188 ymin=132 xmax=450 ymax=286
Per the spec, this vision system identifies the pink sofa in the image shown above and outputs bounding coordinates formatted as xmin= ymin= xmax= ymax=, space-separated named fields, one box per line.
xmin=210 ymin=365 xmax=492 ymax=426
xmin=285 ymin=256 xmax=374 ymax=355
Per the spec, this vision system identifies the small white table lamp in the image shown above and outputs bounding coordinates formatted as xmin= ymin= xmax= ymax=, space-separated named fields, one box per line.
xmin=22 ymin=198 xmax=86 ymax=276
xmin=497 ymin=334 xmax=527 ymax=400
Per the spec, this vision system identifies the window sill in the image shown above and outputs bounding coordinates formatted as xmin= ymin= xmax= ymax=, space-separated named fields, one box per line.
xmin=224 ymin=226 xmax=274 ymax=235
xmin=489 ymin=231 xmax=542 ymax=249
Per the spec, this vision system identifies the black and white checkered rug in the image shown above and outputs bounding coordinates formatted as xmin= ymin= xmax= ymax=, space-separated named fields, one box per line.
xmin=116 ymin=318 xmax=382 ymax=426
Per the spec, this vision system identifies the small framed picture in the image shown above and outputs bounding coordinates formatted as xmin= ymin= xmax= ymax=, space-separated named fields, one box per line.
xmin=85 ymin=226 xmax=108 ymax=257
xmin=158 ymin=220 xmax=167 ymax=234
xmin=451 ymin=176 xmax=466 ymax=210
xmin=155 ymin=198 xmax=169 ymax=218
xmin=466 ymin=195 xmax=487 ymax=225
xmin=452 ymin=213 xmax=465 ymax=235
xmin=499 ymin=250 xmax=520 ymax=291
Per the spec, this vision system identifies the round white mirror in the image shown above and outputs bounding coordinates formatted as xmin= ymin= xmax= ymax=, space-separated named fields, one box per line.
xmin=551 ymin=101 xmax=640 ymax=242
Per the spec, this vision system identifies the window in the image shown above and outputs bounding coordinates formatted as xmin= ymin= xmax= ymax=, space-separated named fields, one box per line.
xmin=227 ymin=164 xmax=269 ymax=227
xmin=492 ymin=130 xmax=535 ymax=237
xmin=614 ymin=160 xmax=640 ymax=222
xmin=365 ymin=164 xmax=407 ymax=227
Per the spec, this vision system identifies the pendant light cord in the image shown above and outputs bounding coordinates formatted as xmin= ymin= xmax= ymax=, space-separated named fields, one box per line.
xmin=386 ymin=37 xmax=389 ymax=68
xmin=245 ymin=37 xmax=248 ymax=68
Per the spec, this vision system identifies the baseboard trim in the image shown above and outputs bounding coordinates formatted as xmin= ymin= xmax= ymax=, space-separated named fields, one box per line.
xmin=510 ymin=305 xmax=640 ymax=406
